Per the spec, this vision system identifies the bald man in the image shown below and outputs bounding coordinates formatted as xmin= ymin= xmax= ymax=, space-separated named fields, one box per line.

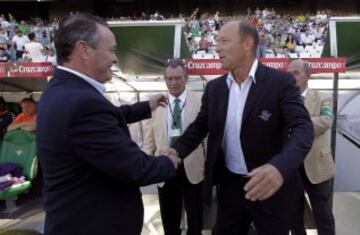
xmin=168 ymin=21 xmax=314 ymax=235
xmin=288 ymin=59 xmax=335 ymax=235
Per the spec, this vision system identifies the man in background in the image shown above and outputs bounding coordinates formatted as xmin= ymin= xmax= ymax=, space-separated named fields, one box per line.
xmin=143 ymin=59 xmax=205 ymax=235
xmin=11 ymin=29 xmax=29 ymax=60
xmin=24 ymin=32 xmax=44 ymax=62
xmin=288 ymin=59 xmax=336 ymax=235
xmin=0 ymin=97 xmax=13 ymax=139
xmin=7 ymin=98 xmax=36 ymax=132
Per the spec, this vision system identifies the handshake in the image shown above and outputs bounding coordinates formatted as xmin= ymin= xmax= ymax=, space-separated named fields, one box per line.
xmin=160 ymin=148 xmax=181 ymax=169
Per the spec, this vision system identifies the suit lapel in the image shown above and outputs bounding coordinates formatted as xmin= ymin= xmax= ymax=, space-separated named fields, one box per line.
xmin=184 ymin=91 xmax=196 ymax=129
xmin=242 ymin=63 xmax=267 ymax=125
xmin=218 ymin=76 xmax=230 ymax=136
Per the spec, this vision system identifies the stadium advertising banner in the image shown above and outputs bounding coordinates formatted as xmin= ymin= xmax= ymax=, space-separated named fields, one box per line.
xmin=186 ymin=58 xmax=347 ymax=75
xmin=0 ymin=58 xmax=346 ymax=78
xmin=0 ymin=62 xmax=54 ymax=78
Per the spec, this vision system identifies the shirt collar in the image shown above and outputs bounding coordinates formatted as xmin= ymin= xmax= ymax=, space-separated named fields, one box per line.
xmin=301 ymin=87 xmax=309 ymax=97
xmin=57 ymin=66 xmax=106 ymax=94
xmin=168 ymin=89 xmax=187 ymax=105
xmin=226 ymin=59 xmax=258 ymax=88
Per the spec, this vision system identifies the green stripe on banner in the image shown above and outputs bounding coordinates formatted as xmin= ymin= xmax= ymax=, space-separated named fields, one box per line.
xmin=320 ymin=108 xmax=335 ymax=119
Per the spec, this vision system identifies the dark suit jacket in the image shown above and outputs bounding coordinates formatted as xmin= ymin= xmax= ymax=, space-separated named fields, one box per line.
xmin=174 ymin=63 xmax=314 ymax=206
xmin=37 ymin=68 xmax=176 ymax=235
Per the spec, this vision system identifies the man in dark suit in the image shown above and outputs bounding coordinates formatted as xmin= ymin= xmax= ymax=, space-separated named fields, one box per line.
xmin=37 ymin=14 xmax=180 ymax=235
xmin=168 ymin=20 xmax=314 ymax=235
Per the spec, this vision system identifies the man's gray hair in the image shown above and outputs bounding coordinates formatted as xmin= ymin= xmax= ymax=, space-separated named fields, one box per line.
xmin=239 ymin=20 xmax=259 ymax=52
xmin=54 ymin=14 xmax=108 ymax=65
xmin=165 ymin=58 xmax=187 ymax=72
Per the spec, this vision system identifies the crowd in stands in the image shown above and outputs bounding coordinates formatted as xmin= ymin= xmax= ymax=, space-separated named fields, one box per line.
xmin=183 ymin=8 xmax=332 ymax=59
xmin=0 ymin=14 xmax=57 ymax=65
xmin=100 ymin=7 xmax=339 ymax=59
xmin=0 ymin=8 xmax=357 ymax=65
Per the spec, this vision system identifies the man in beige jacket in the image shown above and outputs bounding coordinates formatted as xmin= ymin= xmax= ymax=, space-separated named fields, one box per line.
xmin=288 ymin=59 xmax=336 ymax=235
xmin=143 ymin=59 xmax=205 ymax=235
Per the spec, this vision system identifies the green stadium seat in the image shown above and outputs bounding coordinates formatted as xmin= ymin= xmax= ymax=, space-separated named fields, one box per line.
xmin=0 ymin=130 xmax=38 ymax=213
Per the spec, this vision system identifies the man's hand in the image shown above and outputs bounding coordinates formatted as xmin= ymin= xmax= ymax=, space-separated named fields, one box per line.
xmin=244 ymin=164 xmax=284 ymax=201
xmin=20 ymin=121 xmax=36 ymax=132
xmin=148 ymin=94 xmax=168 ymax=111
xmin=7 ymin=122 xmax=25 ymax=131
xmin=160 ymin=148 xmax=181 ymax=169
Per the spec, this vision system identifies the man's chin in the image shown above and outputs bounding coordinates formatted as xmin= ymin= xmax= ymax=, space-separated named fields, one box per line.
xmin=220 ymin=62 xmax=229 ymax=70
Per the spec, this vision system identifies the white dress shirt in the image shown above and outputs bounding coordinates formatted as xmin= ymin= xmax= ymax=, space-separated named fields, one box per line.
xmin=222 ymin=59 xmax=258 ymax=175
xmin=57 ymin=66 xmax=106 ymax=95
xmin=301 ymin=88 xmax=308 ymax=98
xmin=167 ymin=90 xmax=186 ymax=143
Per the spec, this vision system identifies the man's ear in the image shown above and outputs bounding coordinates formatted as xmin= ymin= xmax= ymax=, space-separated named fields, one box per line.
xmin=243 ymin=36 xmax=255 ymax=53
xmin=75 ymin=41 xmax=91 ymax=60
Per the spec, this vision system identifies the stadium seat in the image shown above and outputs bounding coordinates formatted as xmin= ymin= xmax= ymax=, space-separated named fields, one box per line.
xmin=0 ymin=130 xmax=38 ymax=213
xmin=289 ymin=53 xmax=299 ymax=58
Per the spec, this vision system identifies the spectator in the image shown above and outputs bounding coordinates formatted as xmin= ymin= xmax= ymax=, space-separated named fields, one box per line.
xmin=11 ymin=29 xmax=29 ymax=60
xmin=313 ymin=25 xmax=324 ymax=43
xmin=285 ymin=34 xmax=297 ymax=53
xmin=0 ymin=27 xmax=9 ymax=45
xmin=301 ymin=31 xmax=314 ymax=46
xmin=278 ymin=46 xmax=291 ymax=58
xmin=0 ymin=97 xmax=13 ymax=140
xmin=273 ymin=33 xmax=284 ymax=56
xmin=0 ymin=15 xmax=10 ymax=30
xmin=43 ymin=47 xmax=57 ymax=65
xmin=22 ymin=49 xmax=32 ymax=62
xmin=198 ymin=33 xmax=210 ymax=52
xmin=258 ymin=33 xmax=268 ymax=57
xmin=250 ymin=15 xmax=258 ymax=26
xmin=7 ymin=98 xmax=37 ymax=132
xmin=24 ymin=32 xmax=44 ymax=62
xmin=0 ymin=46 xmax=11 ymax=62
xmin=187 ymin=36 xmax=198 ymax=54
xmin=18 ymin=20 xmax=31 ymax=34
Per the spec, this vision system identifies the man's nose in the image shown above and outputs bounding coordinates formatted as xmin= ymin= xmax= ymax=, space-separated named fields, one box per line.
xmin=169 ymin=80 xmax=177 ymax=86
xmin=113 ymin=55 xmax=118 ymax=64
xmin=215 ymin=43 xmax=221 ymax=53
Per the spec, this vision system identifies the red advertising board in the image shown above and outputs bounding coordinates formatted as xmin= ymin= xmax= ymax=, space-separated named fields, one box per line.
xmin=0 ymin=62 xmax=54 ymax=78
xmin=186 ymin=58 xmax=347 ymax=75
xmin=0 ymin=58 xmax=347 ymax=78
xmin=0 ymin=63 xmax=6 ymax=77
